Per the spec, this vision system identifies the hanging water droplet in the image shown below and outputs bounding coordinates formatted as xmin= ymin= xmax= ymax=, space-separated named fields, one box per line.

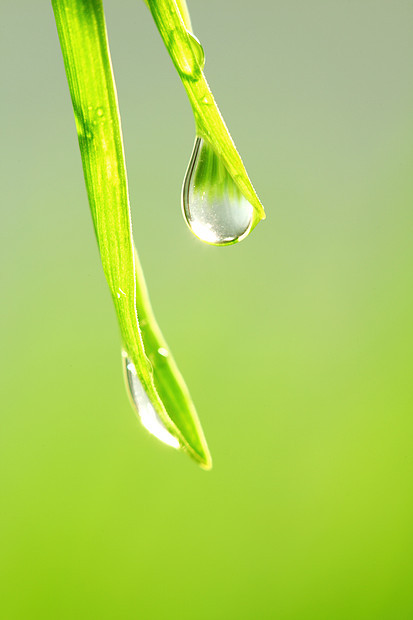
xmin=182 ymin=138 xmax=254 ymax=245
xmin=122 ymin=352 xmax=179 ymax=449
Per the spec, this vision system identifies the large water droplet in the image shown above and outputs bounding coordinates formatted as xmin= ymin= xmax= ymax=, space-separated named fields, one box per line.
xmin=123 ymin=352 xmax=179 ymax=449
xmin=182 ymin=138 xmax=254 ymax=245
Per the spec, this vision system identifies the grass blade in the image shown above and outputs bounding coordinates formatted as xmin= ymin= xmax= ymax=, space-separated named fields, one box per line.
xmin=52 ymin=0 xmax=212 ymax=469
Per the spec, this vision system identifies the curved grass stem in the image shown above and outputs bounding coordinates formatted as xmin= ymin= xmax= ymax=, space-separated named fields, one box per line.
xmin=52 ymin=0 xmax=212 ymax=469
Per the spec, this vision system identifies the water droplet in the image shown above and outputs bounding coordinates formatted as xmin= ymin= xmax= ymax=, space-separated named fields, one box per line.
xmin=170 ymin=31 xmax=204 ymax=80
xmin=123 ymin=352 xmax=179 ymax=449
xmin=96 ymin=107 xmax=104 ymax=117
xmin=182 ymin=138 xmax=254 ymax=245
xmin=188 ymin=32 xmax=205 ymax=70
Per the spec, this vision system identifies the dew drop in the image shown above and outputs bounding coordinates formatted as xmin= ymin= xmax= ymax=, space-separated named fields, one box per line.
xmin=122 ymin=352 xmax=179 ymax=449
xmin=182 ymin=138 xmax=254 ymax=245
xmin=188 ymin=32 xmax=205 ymax=71
xmin=170 ymin=31 xmax=204 ymax=80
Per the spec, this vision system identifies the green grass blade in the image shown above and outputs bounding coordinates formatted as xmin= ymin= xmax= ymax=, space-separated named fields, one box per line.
xmin=52 ymin=0 xmax=212 ymax=469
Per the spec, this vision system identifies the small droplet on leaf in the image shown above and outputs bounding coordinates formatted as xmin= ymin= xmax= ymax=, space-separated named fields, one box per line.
xmin=187 ymin=32 xmax=205 ymax=70
xmin=169 ymin=30 xmax=205 ymax=80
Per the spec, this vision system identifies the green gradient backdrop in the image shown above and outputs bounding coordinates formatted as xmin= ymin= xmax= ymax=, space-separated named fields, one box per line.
xmin=1 ymin=2 xmax=413 ymax=618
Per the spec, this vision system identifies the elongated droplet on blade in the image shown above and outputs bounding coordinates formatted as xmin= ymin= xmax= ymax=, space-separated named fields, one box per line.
xmin=182 ymin=137 xmax=254 ymax=246
xmin=122 ymin=352 xmax=180 ymax=449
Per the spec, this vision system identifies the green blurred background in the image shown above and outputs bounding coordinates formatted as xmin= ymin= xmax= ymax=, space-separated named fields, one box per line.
xmin=1 ymin=1 xmax=413 ymax=618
